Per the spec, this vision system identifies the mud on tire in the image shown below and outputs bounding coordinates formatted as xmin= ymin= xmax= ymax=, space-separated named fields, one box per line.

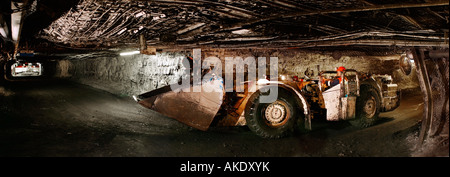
xmin=350 ymin=86 xmax=381 ymax=128
xmin=245 ymin=88 xmax=298 ymax=138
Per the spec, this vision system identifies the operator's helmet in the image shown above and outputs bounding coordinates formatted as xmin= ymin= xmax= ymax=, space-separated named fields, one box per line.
xmin=336 ymin=66 xmax=346 ymax=72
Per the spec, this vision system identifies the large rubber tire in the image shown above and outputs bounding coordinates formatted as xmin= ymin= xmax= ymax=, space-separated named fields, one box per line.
xmin=350 ymin=86 xmax=381 ymax=128
xmin=245 ymin=88 xmax=298 ymax=138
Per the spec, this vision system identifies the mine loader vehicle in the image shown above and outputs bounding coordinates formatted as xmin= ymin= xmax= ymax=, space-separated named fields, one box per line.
xmin=134 ymin=68 xmax=401 ymax=138
xmin=3 ymin=52 xmax=44 ymax=80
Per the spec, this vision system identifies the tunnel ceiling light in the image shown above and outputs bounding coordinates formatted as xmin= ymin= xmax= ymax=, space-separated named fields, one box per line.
xmin=120 ymin=50 xmax=140 ymax=56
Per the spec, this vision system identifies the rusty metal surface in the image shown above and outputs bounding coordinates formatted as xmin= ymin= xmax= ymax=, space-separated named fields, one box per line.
xmin=215 ymin=94 xmax=249 ymax=127
xmin=216 ymin=82 xmax=253 ymax=127
xmin=138 ymin=81 xmax=223 ymax=131
xmin=322 ymin=84 xmax=341 ymax=121
xmin=341 ymin=96 xmax=356 ymax=120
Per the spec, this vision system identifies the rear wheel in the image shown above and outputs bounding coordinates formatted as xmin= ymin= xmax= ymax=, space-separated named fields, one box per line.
xmin=350 ymin=86 xmax=380 ymax=128
xmin=245 ymin=89 xmax=298 ymax=138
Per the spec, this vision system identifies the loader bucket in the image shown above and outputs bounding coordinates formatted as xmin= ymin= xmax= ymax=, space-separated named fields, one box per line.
xmin=136 ymin=80 xmax=224 ymax=131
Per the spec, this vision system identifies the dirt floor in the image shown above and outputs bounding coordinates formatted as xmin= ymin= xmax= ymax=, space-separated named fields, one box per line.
xmin=0 ymin=80 xmax=430 ymax=157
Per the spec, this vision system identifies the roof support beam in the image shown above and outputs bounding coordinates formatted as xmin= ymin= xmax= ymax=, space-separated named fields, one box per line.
xmin=398 ymin=14 xmax=424 ymax=30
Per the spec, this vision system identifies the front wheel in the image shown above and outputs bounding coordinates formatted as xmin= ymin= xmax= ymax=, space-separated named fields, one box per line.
xmin=245 ymin=89 xmax=298 ymax=138
xmin=350 ymin=87 xmax=380 ymax=128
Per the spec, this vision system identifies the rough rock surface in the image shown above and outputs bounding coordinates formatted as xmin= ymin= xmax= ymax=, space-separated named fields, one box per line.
xmin=69 ymin=52 xmax=186 ymax=96
xmin=64 ymin=49 xmax=418 ymax=96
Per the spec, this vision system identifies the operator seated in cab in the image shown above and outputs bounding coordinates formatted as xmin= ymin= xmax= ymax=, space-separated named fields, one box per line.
xmin=324 ymin=66 xmax=347 ymax=88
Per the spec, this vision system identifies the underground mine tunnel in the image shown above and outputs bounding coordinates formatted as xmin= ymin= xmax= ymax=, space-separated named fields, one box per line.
xmin=0 ymin=0 xmax=448 ymax=158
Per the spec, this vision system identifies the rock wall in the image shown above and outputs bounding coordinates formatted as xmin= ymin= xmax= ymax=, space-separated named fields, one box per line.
xmin=63 ymin=49 xmax=419 ymax=96
xmin=200 ymin=49 xmax=399 ymax=74
xmin=55 ymin=60 xmax=73 ymax=78
xmin=69 ymin=52 xmax=186 ymax=96
xmin=202 ymin=49 xmax=416 ymax=90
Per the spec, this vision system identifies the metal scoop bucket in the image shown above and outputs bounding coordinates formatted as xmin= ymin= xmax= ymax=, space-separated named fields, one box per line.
xmin=135 ymin=79 xmax=224 ymax=131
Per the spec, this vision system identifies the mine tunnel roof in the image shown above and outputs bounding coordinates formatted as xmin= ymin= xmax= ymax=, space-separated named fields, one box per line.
xmin=0 ymin=0 xmax=448 ymax=54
